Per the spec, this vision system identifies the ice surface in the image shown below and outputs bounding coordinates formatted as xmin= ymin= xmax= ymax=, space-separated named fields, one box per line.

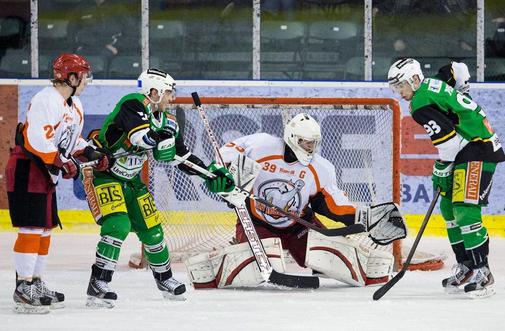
xmin=0 ymin=233 xmax=502 ymax=331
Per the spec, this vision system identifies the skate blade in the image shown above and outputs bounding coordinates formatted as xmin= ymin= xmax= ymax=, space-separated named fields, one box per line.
xmin=467 ymin=285 xmax=496 ymax=299
xmin=50 ymin=301 xmax=65 ymax=309
xmin=444 ymin=285 xmax=463 ymax=294
xmin=13 ymin=303 xmax=50 ymax=314
xmin=86 ymin=296 xmax=115 ymax=308
xmin=162 ymin=291 xmax=186 ymax=301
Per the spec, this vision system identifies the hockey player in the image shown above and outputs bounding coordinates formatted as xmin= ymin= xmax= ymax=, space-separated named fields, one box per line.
xmin=185 ymin=113 xmax=407 ymax=289
xmin=5 ymin=53 xmax=108 ymax=313
xmin=388 ymin=58 xmax=505 ymax=298
xmin=83 ymin=68 xmax=233 ymax=307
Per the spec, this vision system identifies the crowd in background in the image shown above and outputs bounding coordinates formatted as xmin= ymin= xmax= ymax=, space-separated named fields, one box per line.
xmin=0 ymin=0 xmax=504 ymax=80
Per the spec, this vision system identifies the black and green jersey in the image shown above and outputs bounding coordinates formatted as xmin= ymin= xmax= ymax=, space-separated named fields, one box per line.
xmin=94 ymin=93 xmax=205 ymax=181
xmin=410 ymin=78 xmax=505 ymax=164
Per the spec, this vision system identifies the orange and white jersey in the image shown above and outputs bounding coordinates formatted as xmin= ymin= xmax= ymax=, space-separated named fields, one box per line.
xmin=22 ymin=86 xmax=87 ymax=182
xmin=220 ymin=133 xmax=356 ymax=229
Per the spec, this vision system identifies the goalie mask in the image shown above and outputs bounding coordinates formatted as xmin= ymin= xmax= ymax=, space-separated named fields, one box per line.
xmin=283 ymin=113 xmax=321 ymax=166
xmin=388 ymin=58 xmax=424 ymax=93
xmin=137 ymin=68 xmax=176 ymax=105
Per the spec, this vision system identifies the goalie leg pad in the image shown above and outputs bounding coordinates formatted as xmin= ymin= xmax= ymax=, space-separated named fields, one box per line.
xmin=184 ymin=238 xmax=286 ymax=289
xmin=305 ymin=230 xmax=393 ymax=287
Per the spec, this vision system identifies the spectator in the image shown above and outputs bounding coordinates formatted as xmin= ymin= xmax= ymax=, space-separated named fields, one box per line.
xmin=68 ymin=0 xmax=140 ymax=71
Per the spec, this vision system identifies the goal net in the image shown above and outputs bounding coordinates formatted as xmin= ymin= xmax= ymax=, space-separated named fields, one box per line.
xmin=130 ymin=97 xmax=443 ymax=272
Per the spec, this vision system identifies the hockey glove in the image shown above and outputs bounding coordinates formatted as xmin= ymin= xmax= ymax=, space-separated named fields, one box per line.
xmin=79 ymin=145 xmax=110 ymax=172
xmin=153 ymin=137 xmax=176 ymax=162
xmin=432 ymin=160 xmax=454 ymax=194
xmin=54 ymin=152 xmax=78 ymax=179
xmin=205 ymin=162 xmax=235 ymax=193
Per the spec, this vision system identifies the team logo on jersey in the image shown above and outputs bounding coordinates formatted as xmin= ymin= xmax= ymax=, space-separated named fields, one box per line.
xmin=256 ymin=179 xmax=305 ymax=226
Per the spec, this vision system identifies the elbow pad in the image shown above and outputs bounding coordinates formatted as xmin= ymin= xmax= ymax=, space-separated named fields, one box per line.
xmin=130 ymin=128 xmax=159 ymax=149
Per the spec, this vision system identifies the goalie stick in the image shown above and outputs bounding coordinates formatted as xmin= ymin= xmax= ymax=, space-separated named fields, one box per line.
xmin=192 ymin=92 xmax=320 ymax=289
xmin=372 ymin=188 xmax=441 ymax=301
xmin=174 ymin=154 xmax=365 ymax=237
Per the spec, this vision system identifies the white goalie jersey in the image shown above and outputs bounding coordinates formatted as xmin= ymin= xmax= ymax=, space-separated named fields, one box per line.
xmin=185 ymin=132 xmax=403 ymax=289
xmin=219 ymin=132 xmax=357 ymax=228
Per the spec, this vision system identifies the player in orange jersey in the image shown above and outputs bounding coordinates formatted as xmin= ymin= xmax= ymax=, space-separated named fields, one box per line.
xmin=5 ymin=53 xmax=107 ymax=313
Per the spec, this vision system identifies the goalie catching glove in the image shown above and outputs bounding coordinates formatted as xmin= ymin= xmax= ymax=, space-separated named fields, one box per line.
xmin=355 ymin=202 xmax=407 ymax=245
xmin=205 ymin=162 xmax=235 ymax=193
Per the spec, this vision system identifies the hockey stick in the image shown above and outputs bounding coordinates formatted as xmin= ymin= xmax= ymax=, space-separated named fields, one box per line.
xmin=191 ymin=92 xmax=319 ymax=289
xmin=372 ymin=188 xmax=441 ymax=301
xmin=78 ymin=149 xmax=144 ymax=168
xmin=174 ymin=154 xmax=364 ymax=237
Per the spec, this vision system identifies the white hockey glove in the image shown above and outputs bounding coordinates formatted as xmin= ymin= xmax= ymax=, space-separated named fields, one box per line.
xmin=355 ymin=202 xmax=407 ymax=245
xmin=218 ymin=154 xmax=261 ymax=208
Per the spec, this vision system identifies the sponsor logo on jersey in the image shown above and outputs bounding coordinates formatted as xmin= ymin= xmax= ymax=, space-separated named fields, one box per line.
xmin=465 ymin=161 xmax=482 ymax=204
xmin=428 ymin=79 xmax=442 ymax=93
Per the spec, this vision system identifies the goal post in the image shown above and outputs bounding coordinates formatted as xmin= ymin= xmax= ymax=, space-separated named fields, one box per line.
xmin=130 ymin=97 xmax=443 ymax=272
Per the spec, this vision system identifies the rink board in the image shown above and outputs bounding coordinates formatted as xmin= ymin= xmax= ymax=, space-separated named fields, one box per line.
xmin=0 ymin=209 xmax=504 ymax=237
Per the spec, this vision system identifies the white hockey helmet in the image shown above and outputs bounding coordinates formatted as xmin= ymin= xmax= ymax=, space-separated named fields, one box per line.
xmin=388 ymin=58 xmax=424 ymax=92
xmin=137 ymin=68 xmax=176 ymax=104
xmin=283 ymin=113 xmax=321 ymax=166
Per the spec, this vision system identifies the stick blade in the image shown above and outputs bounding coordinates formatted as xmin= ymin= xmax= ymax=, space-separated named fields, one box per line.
xmin=268 ymin=269 xmax=319 ymax=289
xmin=191 ymin=92 xmax=201 ymax=106
xmin=372 ymin=270 xmax=405 ymax=300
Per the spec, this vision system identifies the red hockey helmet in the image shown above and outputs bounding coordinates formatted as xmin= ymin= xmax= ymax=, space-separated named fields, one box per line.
xmin=52 ymin=53 xmax=91 ymax=82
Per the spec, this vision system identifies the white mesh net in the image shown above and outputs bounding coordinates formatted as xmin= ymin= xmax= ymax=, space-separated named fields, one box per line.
xmin=147 ymin=100 xmax=400 ymax=262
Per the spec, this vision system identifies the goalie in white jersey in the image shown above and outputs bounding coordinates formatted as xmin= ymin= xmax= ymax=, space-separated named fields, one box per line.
xmin=5 ymin=54 xmax=108 ymax=313
xmin=185 ymin=113 xmax=407 ymax=289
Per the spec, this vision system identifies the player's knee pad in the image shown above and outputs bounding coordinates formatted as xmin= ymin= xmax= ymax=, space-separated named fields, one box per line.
xmin=305 ymin=230 xmax=393 ymax=287
xmin=100 ymin=215 xmax=131 ymax=241
xmin=184 ymin=238 xmax=286 ymax=289
xmin=137 ymin=224 xmax=164 ymax=245
xmin=453 ymin=203 xmax=482 ymax=226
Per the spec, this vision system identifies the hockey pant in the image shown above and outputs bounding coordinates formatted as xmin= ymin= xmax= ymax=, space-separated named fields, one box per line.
xmin=440 ymin=161 xmax=496 ymax=268
xmin=86 ymin=173 xmax=171 ymax=277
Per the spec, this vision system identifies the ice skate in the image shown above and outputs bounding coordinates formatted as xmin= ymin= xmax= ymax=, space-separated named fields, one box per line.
xmin=33 ymin=277 xmax=65 ymax=309
xmin=13 ymin=280 xmax=51 ymax=314
xmin=442 ymin=261 xmax=473 ymax=294
xmin=464 ymin=266 xmax=495 ymax=299
xmin=156 ymin=277 xmax=186 ymax=301
xmin=86 ymin=276 xmax=117 ymax=308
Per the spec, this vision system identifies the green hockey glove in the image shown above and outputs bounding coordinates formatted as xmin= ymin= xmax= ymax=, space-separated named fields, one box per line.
xmin=153 ymin=137 xmax=176 ymax=162
xmin=205 ymin=162 xmax=235 ymax=193
xmin=432 ymin=160 xmax=454 ymax=193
